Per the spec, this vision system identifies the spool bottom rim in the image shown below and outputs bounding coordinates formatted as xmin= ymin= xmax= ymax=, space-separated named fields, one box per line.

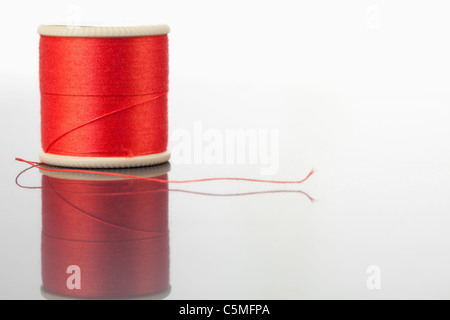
xmin=40 ymin=285 xmax=172 ymax=300
xmin=39 ymin=151 xmax=171 ymax=169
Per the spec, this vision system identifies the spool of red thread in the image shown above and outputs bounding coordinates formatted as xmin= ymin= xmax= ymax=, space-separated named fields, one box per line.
xmin=38 ymin=25 xmax=170 ymax=168
xmin=40 ymin=163 xmax=171 ymax=299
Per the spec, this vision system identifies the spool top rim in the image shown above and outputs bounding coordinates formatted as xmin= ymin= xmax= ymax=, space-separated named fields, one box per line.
xmin=38 ymin=24 xmax=170 ymax=37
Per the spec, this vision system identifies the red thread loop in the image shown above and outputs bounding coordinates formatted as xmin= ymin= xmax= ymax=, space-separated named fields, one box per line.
xmin=39 ymin=35 xmax=169 ymax=158
xmin=15 ymin=158 xmax=315 ymax=185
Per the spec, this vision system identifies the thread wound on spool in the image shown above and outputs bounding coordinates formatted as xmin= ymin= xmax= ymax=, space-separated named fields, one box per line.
xmin=40 ymin=165 xmax=170 ymax=299
xmin=38 ymin=25 xmax=170 ymax=168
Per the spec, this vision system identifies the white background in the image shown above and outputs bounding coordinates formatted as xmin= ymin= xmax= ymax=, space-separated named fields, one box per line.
xmin=1 ymin=0 xmax=450 ymax=299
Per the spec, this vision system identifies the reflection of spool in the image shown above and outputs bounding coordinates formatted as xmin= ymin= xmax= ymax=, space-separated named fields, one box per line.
xmin=40 ymin=163 xmax=171 ymax=299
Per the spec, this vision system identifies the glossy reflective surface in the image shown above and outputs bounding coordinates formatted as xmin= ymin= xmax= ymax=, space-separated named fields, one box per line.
xmin=5 ymin=92 xmax=450 ymax=299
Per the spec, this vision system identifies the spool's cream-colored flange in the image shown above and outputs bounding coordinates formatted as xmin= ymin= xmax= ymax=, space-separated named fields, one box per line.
xmin=38 ymin=24 xmax=170 ymax=37
xmin=39 ymin=161 xmax=171 ymax=181
xmin=38 ymin=24 xmax=170 ymax=168
xmin=39 ymin=150 xmax=171 ymax=169
xmin=40 ymin=286 xmax=171 ymax=300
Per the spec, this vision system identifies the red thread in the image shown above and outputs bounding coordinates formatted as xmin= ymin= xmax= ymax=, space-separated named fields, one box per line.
xmin=15 ymin=158 xmax=315 ymax=184
xmin=41 ymin=172 xmax=170 ymax=299
xmin=39 ymin=35 xmax=168 ymax=157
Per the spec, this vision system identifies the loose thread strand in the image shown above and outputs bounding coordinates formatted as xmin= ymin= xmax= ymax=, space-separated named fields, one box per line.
xmin=15 ymin=157 xmax=315 ymax=184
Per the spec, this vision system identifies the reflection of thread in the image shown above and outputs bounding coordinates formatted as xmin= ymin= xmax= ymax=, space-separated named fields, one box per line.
xmin=40 ymin=170 xmax=170 ymax=299
xmin=16 ymin=165 xmax=315 ymax=202
xmin=169 ymin=189 xmax=315 ymax=202
xmin=16 ymin=166 xmax=315 ymax=202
